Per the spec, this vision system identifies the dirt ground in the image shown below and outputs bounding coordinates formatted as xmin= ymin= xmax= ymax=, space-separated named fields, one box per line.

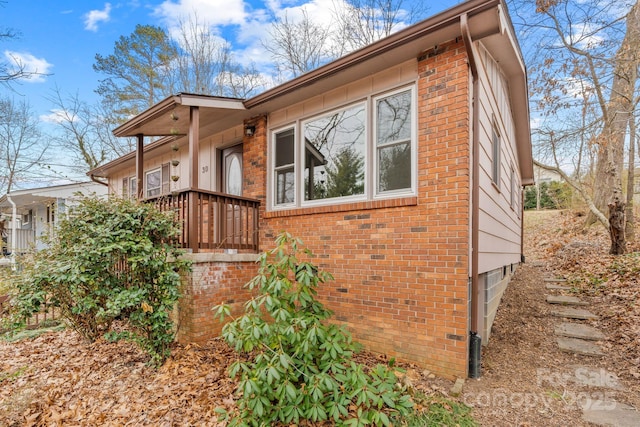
xmin=0 ymin=209 xmax=638 ymax=426
xmin=463 ymin=210 xmax=640 ymax=426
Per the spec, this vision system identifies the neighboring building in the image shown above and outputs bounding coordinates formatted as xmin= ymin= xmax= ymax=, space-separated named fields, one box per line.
xmin=0 ymin=182 xmax=107 ymax=253
xmin=89 ymin=0 xmax=533 ymax=379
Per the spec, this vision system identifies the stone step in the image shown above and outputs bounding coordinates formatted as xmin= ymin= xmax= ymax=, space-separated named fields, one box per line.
xmin=582 ymin=401 xmax=639 ymax=427
xmin=546 ymin=295 xmax=589 ymax=306
xmin=557 ymin=337 xmax=603 ymax=356
xmin=545 ymin=284 xmax=572 ymax=290
xmin=555 ymin=322 xmax=606 ymax=341
xmin=551 ymin=307 xmax=599 ymax=320
xmin=544 ymin=278 xmax=567 ymax=283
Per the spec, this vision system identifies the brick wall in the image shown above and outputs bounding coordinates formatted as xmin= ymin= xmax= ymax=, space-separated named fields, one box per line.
xmin=238 ymin=39 xmax=472 ymax=379
xmin=175 ymin=254 xmax=259 ymax=343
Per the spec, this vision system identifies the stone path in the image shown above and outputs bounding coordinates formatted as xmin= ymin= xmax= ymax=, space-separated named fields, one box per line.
xmin=544 ymin=274 xmax=639 ymax=426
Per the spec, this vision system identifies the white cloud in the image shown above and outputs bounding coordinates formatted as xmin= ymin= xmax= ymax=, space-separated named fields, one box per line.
xmin=39 ymin=109 xmax=71 ymax=124
xmin=3 ymin=51 xmax=52 ymax=83
xmin=84 ymin=3 xmax=112 ymax=32
xmin=154 ymin=0 xmax=246 ymax=27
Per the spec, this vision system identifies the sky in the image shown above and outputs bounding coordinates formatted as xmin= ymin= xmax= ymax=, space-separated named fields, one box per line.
xmin=1 ymin=0 xmax=462 ymax=122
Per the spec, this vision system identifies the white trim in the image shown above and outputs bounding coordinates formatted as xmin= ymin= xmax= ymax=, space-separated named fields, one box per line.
xmin=268 ymin=84 xmax=417 ymax=211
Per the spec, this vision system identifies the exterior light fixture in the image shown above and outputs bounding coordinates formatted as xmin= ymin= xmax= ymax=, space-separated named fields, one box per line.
xmin=245 ymin=125 xmax=256 ymax=137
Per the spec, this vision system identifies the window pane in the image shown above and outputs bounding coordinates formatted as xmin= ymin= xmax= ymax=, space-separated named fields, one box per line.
xmin=146 ymin=170 xmax=161 ymax=197
xmin=275 ymin=129 xmax=294 ymax=167
xmin=304 ymin=104 xmax=366 ymax=200
xmin=276 ymin=168 xmax=295 ymax=204
xmin=377 ymin=90 xmax=411 ymax=146
xmin=275 ymin=128 xmax=295 ymax=205
xmin=378 ymin=142 xmax=411 ymax=192
xmin=130 ymin=177 xmax=137 ymax=199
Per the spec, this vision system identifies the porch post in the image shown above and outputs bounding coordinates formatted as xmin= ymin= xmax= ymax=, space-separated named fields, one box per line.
xmin=188 ymin=106 xmax=200 ymax=252
xmin=136 ymin=133 xmax=144 ymax=200
xmin=189 ymin=106 xmax=199 ymax=189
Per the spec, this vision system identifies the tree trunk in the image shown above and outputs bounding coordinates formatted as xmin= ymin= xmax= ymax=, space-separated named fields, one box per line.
xmin=609 ymin=195 xmax=626 ymax=255
xmin=626 ymin=113 xmax=636 ymax=242
xmin=587 ymin=1 xmax=639 ymax=229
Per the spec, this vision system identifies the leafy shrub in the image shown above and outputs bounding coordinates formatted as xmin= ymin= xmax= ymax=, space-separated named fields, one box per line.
xmin=524 ymin=181 xmax=573 ymax=210
xmin=13 ymin=196 xmax=189 ymax=366
xmin=214 ymin=233 xmax=413 ymax=426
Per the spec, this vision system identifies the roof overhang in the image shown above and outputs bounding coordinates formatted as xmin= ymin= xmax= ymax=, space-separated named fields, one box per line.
xmin=112 ymin=93 xmax=248 ymax=138
xmin=0 ymin=182 xmax=103 ymax=212
xmin=97 ymin=0 xmax=532 ymax=184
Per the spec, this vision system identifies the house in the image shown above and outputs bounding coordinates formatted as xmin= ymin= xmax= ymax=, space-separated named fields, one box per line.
xmin=88 ymin=0 xmax=533 ymax=380
xmin=0 ymin=182 xmax=108 ymax=254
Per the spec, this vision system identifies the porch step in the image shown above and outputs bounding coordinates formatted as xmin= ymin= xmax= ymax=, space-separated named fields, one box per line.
xmin=550 ymin=307 xmax=599 ymax=320
xmin=554 ymin=322 xmax=605 ymax=341
xmin=546 ymin=295 xmax=588 ymax=306
xmin=557 ymin=337 xmax=603 ymax=356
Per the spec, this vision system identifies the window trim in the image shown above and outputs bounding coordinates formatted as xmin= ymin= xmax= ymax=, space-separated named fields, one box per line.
xmin=373 ymin=86 xmax=416 ymax=198
xmin=122 ymin=176 xmax=137 ymax=200
xmin=145 ymin=163 xmax=170 ymax=198
xmin=300 ymin=100 xmax=368 ymax=205
xmin=269 ymin=84 xmax=416 ymax=211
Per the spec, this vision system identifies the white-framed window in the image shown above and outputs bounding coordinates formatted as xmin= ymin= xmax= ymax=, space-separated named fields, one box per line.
xmin=274 ymin=128 xmax=296 ymax=205
xmin=271 ymin=85 xmax=415 ymax=209
xmin=145 ymin=163 xmax=170 ymax=198
xmin=491 ymin=119 xmax=501 ymax=188
xmin=122 ymin=176 xmax=137 ymax=199
xmin=375 ymin=88 xmax=413 ymax=194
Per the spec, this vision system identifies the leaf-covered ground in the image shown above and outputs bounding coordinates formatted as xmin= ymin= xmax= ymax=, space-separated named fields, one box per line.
xmin=464 ymin=209 xmax=640 ymax=426
xmin=1 ymin=209 xmax=639 ymax=426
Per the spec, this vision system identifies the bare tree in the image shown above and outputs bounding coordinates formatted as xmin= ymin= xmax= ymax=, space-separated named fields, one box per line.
xmin=264 ymin=0 xmax=427 ymax=80
xmin=264 ymin=8 xmax=334 ymax=78
xmin=0 ymin=2 xmax=50 ymax=88
xmin=511 ymin=0 xmax=639 ymax=253
xmin=46 ymin=87 xmax=111 ymax=173
xmin=0 ymin=97 xmax=48 ymax=193
xmin=332 ymin=0 xmax=427 ymax=52
xmin=168 ymin=14 xmax=232 ymax=95
xmin=167 ymin=14 xmax=266 ymax=98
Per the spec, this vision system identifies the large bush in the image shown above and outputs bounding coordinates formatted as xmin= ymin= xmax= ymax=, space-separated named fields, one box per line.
xmin=214 ymin=233 xmax=413 ymax=426
xmin=14 ymin=196 xmax=189 ymax=365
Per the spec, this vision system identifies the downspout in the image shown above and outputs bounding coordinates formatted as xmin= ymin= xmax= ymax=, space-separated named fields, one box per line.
xmin=461 ymin=13 xmax=481 ymax=378
xmin=7 ymin=195 xmax=17 ymax=270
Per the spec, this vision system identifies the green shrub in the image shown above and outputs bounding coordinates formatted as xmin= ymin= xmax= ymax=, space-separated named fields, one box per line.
xmin=213 ymin=233 xmax=413 ymax=426
xmin=13 ymin=196 xmax=190 ymax=366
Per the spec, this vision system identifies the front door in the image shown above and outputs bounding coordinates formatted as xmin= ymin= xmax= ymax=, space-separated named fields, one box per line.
xmin=222 ymin=145 xmax=243 ymax=196
xmin=221 ymin=145 xmax=243 ymax=247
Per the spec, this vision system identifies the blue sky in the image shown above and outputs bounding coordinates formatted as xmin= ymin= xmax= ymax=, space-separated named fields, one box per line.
xmin=1 ymin=0 xmax=461 ymax=121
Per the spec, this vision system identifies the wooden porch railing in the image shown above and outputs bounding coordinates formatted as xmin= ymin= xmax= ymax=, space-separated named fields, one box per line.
xmin=149 ymin=188 xmax=260 ymax=253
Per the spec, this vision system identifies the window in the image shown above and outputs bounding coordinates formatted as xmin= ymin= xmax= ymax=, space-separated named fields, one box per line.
xmin=271 ymin=86 xmax=414 ymax=208
xmin=145 ymin=163 xmax=170 ymax=198
xmin=122 ymin=176 xmax=136 ymax=199
xmin=274 ymin=128 xmax=295 ymax=205
xmin=376 ymin=89 xmax=412 ymax=193
xmin=491 ymin=121 xmax=501 ymax=187
xmin=303 ymin=103 xmax=366 ymax=201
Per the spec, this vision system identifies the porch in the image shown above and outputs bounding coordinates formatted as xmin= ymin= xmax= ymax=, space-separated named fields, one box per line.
xmin=149 ymin=188 xmax=260 ymax=253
